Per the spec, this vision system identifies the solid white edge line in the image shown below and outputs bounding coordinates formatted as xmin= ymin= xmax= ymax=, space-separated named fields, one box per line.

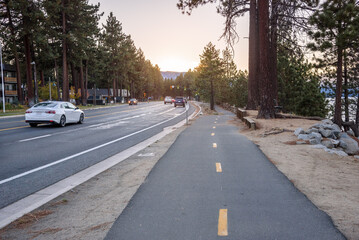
xmin=0 ymin=101 xmax=201 ymax=229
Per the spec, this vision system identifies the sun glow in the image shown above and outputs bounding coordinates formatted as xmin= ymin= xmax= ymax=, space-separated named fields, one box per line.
xmin=157 ymin=57 xmax=198 ymax=72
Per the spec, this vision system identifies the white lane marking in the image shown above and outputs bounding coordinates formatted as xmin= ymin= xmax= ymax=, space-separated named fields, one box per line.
xmin=17 ymin=115 xmax=145 ymax=143
xmin=19 ymin=135 xmax=52 ymax=142
xmin=1 ymin=108 xmax=189 ymax=185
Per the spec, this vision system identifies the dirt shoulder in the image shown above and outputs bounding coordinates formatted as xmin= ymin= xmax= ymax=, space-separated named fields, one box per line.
xmin=0 ymin=125 xmax=187 ymax=240
xmin=236 ymin=110 xmax=359 ymax=240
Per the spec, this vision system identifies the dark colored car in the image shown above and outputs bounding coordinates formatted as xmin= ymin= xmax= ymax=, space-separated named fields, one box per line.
xmin=174 ymin=97 xmax=186 ymax=107
xmin=128 ymin=98 xmax=138 ymax=105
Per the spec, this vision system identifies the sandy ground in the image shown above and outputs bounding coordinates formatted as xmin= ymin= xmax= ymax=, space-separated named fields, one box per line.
xmin=237 ymin=110 xmax=359 ymax=240
xmin=0 ymin=125 xmax=187 ymax=240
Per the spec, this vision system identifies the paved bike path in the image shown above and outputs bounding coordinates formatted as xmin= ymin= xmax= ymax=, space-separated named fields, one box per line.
xmin=105 ymin=108 xmax=345 ymax=240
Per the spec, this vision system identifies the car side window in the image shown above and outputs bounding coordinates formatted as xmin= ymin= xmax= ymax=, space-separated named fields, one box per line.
xmin=68 ymin=103 xmax=76 ymax=109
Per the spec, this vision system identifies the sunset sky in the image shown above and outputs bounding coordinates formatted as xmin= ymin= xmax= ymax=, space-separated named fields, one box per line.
xmin=89 ymin=0 xmax=249 ymax=72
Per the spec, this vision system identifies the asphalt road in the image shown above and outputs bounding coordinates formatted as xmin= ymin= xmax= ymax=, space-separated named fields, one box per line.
xmin=105 ymin=107 xmax=345 ymax=240
xmin=0 ymin=101 xmax=194 ymax=209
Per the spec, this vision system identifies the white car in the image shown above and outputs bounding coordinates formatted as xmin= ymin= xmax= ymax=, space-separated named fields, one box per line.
xmin=25 ymin=101 xmax=84 ymax=127
xmin=164 ymin=96 xmax=172 ymax=104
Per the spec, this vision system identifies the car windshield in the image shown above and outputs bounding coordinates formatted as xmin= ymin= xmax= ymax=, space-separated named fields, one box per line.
xmin=130 ymin=99 xmax=136 ymax=101
xmin=33 ymin=102 xmax=57 ymax=108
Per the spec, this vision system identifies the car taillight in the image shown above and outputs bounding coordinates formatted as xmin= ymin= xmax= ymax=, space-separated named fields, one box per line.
xmin=45 ymin=110 xmax=56 ymax=114
xmin=25 ymin=110 xmax=32 ymax=113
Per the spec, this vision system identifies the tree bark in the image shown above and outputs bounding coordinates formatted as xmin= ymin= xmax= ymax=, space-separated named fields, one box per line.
xmin=71 ymin=63 xmax=78 ymax=104
xmin=257 ymin=0 xmax=275 ymax=119
xmin=247 ymin=0 xmax=259 ymax=110
xmin=40 ymin=70 xmax=44 ymax=87
xmin=54 ymin=59 xmax=60 ymax=100
xmin=210 ymin=78 xmax=214 ymax=110
xmin=334 ymin=47 xmax=343 ymax=127
xmin=62 ymin=0 xmax=69 ymax=101
xmin=24 ymin=34 xmax=34 ymax=106
xmin=80 ymin=61 xmax=85 ymax=105
xmin=344 ymin=51 xmax=349 ymax=122
xmin=84 ymin=60 xmax=88 ymax=101
xmin=270 ymin=0 xmax=278 ymax=102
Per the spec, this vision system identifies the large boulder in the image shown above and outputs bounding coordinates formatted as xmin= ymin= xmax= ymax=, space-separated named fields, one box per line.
xmin=340 ymin=137 xmax=359 ymax=155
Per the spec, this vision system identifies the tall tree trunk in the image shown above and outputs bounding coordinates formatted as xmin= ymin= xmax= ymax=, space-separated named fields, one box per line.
xmin=257 ymin=0 xmax=275 ymax=119
xmin=80 ymin=61 xmax=85 ymax=105
xmin=55 ymin=59 xmax=60 ymax=100
xmin=270 ymin=0 xmax=278 ymax=102
xmin=40 ymin=70 xmax=44 ymax=87
xmin=85 ymin=60 xmax=88 ymax=101
xmin=5 ymin=1 xmax=23 ymax=104
xmin=71 ymin=63 xmax=78 ymax=104
xmin=247 ymin=0 xmax=259 ymax=110
xmin=344 ymin=52 xmax=349 ymax=122
xmin=334 ymin=47 xmax=343 ymax=127
xmin=24 ymin=34 xmax=34 ymax=106
xmin=210 ymin=78 xmax=214 ymax=110
xmin=62 ymin=0 xmax=69 ymax=101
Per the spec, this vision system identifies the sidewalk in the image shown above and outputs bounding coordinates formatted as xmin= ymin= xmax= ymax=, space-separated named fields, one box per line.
xmin=105 ymin=107 xmax=345 ymax=240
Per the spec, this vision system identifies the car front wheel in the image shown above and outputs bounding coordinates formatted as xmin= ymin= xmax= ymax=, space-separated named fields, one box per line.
xmin=59 ymin=115 xmax=66 ymax=127
xmin=78 ymin=113 xmax=84 ymax=124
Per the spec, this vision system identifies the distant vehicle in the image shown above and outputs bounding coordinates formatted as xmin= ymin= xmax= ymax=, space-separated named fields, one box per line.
xmin=128 ymin=98 xmax=138 ymax=105
xmin=164 ymin=96 xmax=173 ymax=104
xmin=25 ymin=101 xmax=84 ymax=127
xmin=174 ymin=96 xmax=186 ymax=108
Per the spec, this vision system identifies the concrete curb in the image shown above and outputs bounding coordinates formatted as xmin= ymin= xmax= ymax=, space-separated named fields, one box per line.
xmin=0 ymin=102 xmax=201 ymax=229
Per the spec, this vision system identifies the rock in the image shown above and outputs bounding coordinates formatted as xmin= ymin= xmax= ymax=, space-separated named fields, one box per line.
xmin=319 ymin=128 xmax=334 ymax=138
xmin=311 ymin=144 xmax=326 ymax=149
xmin=294 ymin=128 xmax=305 ymax=136
xmin=330 ymin=139 xmax=340 ymax=147
xmin=354 ymin=155 xmax=359 ymax=160
xmin=296 ymin=140 xmax=307 ymax=145
xmin=309 ymin=132 xmax=322 ymax=141
xmin=309 ymin=138 xmax=321 ymax=145
xmin=333 ymin=130 xmax=341 ymax=138
xmin=310 ymin=123 xmax=322 ymax=129
xmin=339 ymin=132 xmax=350 ymax=139
xmin=340 ymin=137 xmax=359 ymax=155
xmin=298 ymin=134 xmax=310 ymax=140
xmin=321 ymin=140 xmax=334 ymax=149
xmin=306 ymin=128 xmax=319 ymax=134
xmin=322 ymin=119 xmax=333 ymax=125
xmin=324 ymin=148 xmax=348 ymax=157
xmin=339 ymin=140 xmax=348 ymax=149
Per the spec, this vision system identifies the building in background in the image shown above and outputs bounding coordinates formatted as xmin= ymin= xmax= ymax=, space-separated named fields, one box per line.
xmin=0 ymin=64 xmax=18 ymax=103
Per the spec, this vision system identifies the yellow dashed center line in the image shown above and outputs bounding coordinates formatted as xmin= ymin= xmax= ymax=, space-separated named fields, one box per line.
xmin=0 ymin=125 xmax=29 ymax=132
xmin=216 ymin=163 xmax=222 ymax=172
xmin=218 ymin=209 xmax=228 ymax=236
xmin=213 ymin=143 xmax=217 ymax=148
xmin=213 ymin=126 xmax=216 ymax=129
xmin=211 ymin=133 xmax=215 ymax=136
xmin=214 ymin=121 xmax=217 ymax=124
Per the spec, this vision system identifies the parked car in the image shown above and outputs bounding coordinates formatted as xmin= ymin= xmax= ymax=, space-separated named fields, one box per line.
xmin=164 ymin=96 xmax=173 ymax=104
xmin=174 ymin=96 xmax=186 ymax=107
xmin=25 ymin=101 xmax=84 ymax=127
xmin=128 ymin=98 xmax=138 ymax=105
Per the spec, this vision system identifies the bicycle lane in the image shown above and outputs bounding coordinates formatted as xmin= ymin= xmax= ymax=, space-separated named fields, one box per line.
xmin=105 ymin=107 xmax=345 ymax=240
